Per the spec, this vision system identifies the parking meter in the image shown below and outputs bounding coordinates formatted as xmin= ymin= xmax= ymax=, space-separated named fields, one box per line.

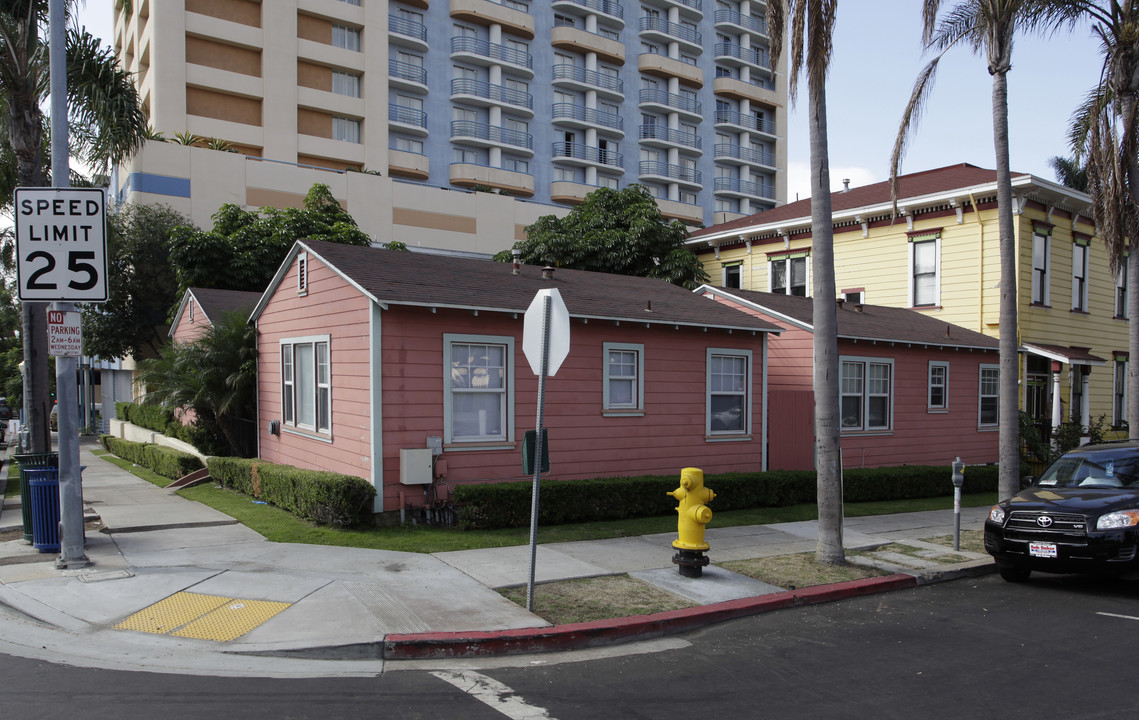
xmin=951 ymin=457 xmax=964 ymax=550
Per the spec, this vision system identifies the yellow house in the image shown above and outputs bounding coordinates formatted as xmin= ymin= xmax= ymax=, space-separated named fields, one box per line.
xmin=688 ymin=163 xmax=1123 ymax=439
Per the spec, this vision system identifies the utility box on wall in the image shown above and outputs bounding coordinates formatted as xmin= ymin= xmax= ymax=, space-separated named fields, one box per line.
xmin=399 ymin=448 xmax=434 ymax=485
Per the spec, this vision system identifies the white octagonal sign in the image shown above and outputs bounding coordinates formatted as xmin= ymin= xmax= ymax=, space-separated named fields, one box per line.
xmin=523 ymin=288 xmax=570 ymax=376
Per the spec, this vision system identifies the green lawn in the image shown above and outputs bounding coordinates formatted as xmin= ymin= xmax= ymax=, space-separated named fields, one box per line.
xmin=173 ymin=479 xmax=997 ymax=554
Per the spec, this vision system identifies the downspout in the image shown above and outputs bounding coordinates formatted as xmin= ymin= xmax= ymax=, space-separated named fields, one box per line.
xmin=370 ymin=301 xmax=384 ymax=514
xmin=762 ymin=330 xmax=769 ymax=471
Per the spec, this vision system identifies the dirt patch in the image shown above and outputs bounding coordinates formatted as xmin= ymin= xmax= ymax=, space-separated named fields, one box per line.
xmin=500 ymin=575 xmax=695 ymax=625
xmin=921 ymin=530 xmax=986 ymax=554
xmin=720 ymin=553 xmax=892 ymax=589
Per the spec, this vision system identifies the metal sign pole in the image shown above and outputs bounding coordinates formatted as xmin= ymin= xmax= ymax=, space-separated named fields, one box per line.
xmin=50 ymin=0 xmax=87 ymax=569
xmin=526 ymin=293 xmax=551 ymax=612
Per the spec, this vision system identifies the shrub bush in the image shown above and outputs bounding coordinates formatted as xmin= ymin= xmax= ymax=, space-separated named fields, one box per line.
xmin=453 ymin=464 xmax=1000 ymax=530
xmin=207 ymin=457 xmax=375 ymax=528
xmin=100 ymin=436 xmax=203 ymax=479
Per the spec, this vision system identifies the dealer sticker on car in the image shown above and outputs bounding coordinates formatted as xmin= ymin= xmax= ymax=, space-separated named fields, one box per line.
xmin=1029 ymin=542 xmax=1058 ymax=558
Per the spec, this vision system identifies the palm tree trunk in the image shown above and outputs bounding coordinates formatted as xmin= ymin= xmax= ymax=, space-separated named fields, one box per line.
xmin=993 ymin=70 xmax=1020 ymax=500
xmin=1127 ymin=146 xmax=1139 ymax=440
xmin=810 ymin=76 xmax=843 ymax=565
xmin=10 ymin=80 xmax=51 ymax=453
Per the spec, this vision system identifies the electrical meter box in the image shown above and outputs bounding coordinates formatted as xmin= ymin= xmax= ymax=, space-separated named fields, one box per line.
xmin=399 ymin=448 xmax=433 ymax=485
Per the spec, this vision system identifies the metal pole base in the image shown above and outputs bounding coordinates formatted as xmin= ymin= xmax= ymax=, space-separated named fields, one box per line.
xmin=54 ymin=555 xmax=91 ymax=570
xmin=672 ymin=549 xmax=710 ymax=578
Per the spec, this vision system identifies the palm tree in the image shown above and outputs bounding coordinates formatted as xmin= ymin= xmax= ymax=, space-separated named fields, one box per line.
xmin=135 ymin=311 xmax=258 ymax=457
xmin=1048 ymin=153 xmax=1089 ymax=191
xmin=766 ymin=0 xmax=843 ymax=565
xmin=0 ymin=1 xmax=147 ymax=452
xmin=1064 ymin=2 xmax=1139 ymax=439
xmin=890 ymin=1 xmax=1071 ymax=502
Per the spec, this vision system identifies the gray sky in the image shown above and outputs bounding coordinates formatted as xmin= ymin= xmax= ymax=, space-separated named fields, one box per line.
xmin=77 ymin=1 xmax=1103 ymax=200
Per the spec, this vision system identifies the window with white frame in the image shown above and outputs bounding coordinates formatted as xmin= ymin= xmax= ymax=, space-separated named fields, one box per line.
xmin=723 ymin=262 xmax=742 ymax=289
xmin=1072 ymin=239 xmax=1090 ymax=311
xmin=598 ymin=175 xmax=619 ymax=189
xmin=841 ymin=357 xmax=893 ymax=431
xmin=1118 ymin=255 xmax=1129 ymax=319
xmin=979 ymin=365 xmax=999 ymax=427
xmin=445 ymin=335 xmax=514 ymax=443
xmin=1032 ymin=229 xmax=1051 ymax=305
xmin=281 ymin=336 xmax=331 ymax=434
xmin=769 ymin=252 xmax=808 ymax=296
xmin=910 ymin=233 xmax=939 ymax=307
xmin=1115 ymin=356 xmax=1128 ymax=428
xmin=603 ymin=343 xmax=644 ymax=412
xmin=332 ymin=24 xmax=361 ymax=51
xmin=707 ymin=349 xmax=751 ymax=435
xmin=332 ymin=70 xmax=361 ymax=97
xmin=332 ymin=116 xmax=360 ymax=143
xmin=928 ymin=361 xmax=948 ymax=411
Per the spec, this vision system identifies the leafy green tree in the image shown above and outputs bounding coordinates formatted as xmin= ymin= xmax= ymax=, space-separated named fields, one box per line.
xmin=167 ymin=183 xmax=371 ymax=295
xmin=767 ymin=0 xmax=843 ymax=565
xmin=499 ymin=184 xmax=709 ymax=288
xmin=81 ymin=203 xmax=194 ymax=361
xmin=134 ymin=311 xmax=258 ymax=457
xmin=890 ymin=0 xmax=1071 ymax=502
xmin=0 ymin=1 xmax=147 ymax=452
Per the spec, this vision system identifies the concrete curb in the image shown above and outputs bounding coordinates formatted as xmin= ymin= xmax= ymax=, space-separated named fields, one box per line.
xmin=383 ymin=572 xmax=919 ymax=660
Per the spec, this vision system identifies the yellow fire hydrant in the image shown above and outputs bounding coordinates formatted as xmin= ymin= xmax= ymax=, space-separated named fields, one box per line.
xmin=668 ymin=467 xmax=715 ymax=577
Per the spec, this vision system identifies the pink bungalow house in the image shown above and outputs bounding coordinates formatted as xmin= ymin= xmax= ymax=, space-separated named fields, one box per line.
xmin=169 ymin=287 xmax=262 ymax=344
xmin=698 ymin=285 xmax=1001 ymax=471
xmin=251 ymin=240 xmax=781 ymax=514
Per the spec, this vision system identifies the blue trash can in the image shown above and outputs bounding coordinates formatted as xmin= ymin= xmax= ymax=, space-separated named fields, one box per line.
xmin=14 ymin=452 xmax=58 ymax=544
xmin=26 ymin=467 xmax=60 ymax=553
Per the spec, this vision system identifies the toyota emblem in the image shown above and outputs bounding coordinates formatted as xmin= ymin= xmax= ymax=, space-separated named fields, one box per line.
xmin=1037 ymin=516 xmax=1054 ymax=528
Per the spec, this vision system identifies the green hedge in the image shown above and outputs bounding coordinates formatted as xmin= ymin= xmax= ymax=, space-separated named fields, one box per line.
xmin=208 ymin=457 xmax=375 ymax=528
xmin=453 ymin=464 xmax=1000 ymax=530
xmin=118 ymin=402 xmax=176 ymax=434
xmin=99 ymin=435 xmax=204 ymax=480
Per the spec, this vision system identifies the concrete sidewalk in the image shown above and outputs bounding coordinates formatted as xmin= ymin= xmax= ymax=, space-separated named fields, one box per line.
xmin=0 ymin=438 xmax=995 ymax=676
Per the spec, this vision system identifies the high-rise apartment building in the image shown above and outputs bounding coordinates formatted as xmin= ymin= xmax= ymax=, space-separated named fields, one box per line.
xmin=112 ymin=0 xmax=787 ymax=253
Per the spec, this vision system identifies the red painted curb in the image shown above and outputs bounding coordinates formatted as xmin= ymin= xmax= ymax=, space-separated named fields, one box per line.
xmin=383 ymin=573 xmax=917 ymax=660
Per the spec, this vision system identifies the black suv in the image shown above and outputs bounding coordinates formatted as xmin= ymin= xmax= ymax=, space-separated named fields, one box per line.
xmin=985 ymin=441 xmax=1139 ymax=582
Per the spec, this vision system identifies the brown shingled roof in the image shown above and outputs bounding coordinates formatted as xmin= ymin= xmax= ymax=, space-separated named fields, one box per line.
xmin=703 ymin=286 xmax=999 ymax=351
xmin=690 ymin=163 xmax=1028 ymax=239
xmin=298 ymin=240 xmax=781 ymax=334
xmin=190 ymin=288 xmax=261 ymax=323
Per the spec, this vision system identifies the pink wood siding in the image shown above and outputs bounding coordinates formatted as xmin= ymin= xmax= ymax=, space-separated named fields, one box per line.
xmin=709 ymin=294 xmax=998 ymax=470
xmin=376 ymin=307 xmax=766 ymax=511
xmin=170 ymin=297 xmax=208 ymax=345
xmin=257 ymin=253 xmax=374 ymax=485
xmin=837 ymin=345 xmax=998 ymax=469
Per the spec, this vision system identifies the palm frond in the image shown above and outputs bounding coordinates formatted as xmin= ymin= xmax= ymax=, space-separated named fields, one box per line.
xmin=889 ymin=55 xmax=943 ymax=214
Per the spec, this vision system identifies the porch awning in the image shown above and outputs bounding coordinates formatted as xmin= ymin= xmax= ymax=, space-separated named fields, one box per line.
xmin=1020 ymin=342 xmax=1107 ymax=367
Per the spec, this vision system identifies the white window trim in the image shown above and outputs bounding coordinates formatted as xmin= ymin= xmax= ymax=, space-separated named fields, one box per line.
xmin=1117 ymin=256 xmax=1129 ymax=319
xmin=908 ymin=236 xmax=940 ymax=308
xmin=768 ymin=253 xmax=809 ymax=296
xmin=443 ymin=333 xmax=515 ymax=446
xmin=706 ymin=347 xmax=752 ymax=439
xmin=722 ymin=262 xmax=742 ymax=289
xmin=297 ymin=251 xmax=308 ymax=296
xmin=280 ymin=334 xmax=332 ymax=436
xmin=928 ymin=360 xmax=949 ymax=412
xmin=1072 ymin=241 xmax=1089 ymax=311
xmin=1032 ymin=233 xmax=1051 ymax=306
xmin=603 ymin=342 xmax=644 ymax=415
xmin=840 ymin=356 xmax=895 ymax=433
xmin=1114 ymin=357 xmax=1128 ymax=428
xmin=979 ymin=364 xmax=1000 ymax=428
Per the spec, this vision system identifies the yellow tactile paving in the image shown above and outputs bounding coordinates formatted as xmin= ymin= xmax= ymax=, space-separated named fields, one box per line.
xmin=114 ymin=592 xmax=232 ymax=635
xmin=172 ymin=599 xmax=292 ymax=642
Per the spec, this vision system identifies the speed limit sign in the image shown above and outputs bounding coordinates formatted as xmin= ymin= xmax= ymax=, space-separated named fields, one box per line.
xmin=15 ymin=187 xmax=108 ymax=302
